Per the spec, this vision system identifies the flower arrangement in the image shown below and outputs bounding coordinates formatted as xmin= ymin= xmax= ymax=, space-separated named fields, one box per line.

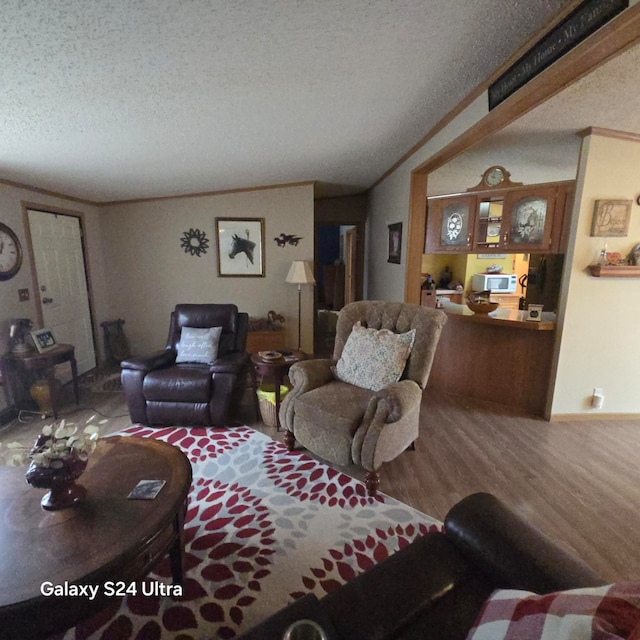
xmin=0 ymin=419 xmax=100 ymax=468
xmin=29 ymin=420 xmax=100 ymax=468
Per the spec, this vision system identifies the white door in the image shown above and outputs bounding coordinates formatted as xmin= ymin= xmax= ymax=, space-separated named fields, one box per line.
xmin=28 ymin=209 xmax=96 ymax=377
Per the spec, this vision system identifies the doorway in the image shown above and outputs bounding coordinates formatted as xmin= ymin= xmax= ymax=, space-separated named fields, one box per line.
xmin=26 ymin=207 xmax=97 ymax=379
xmin=314 ymin=194 xmax=367 ymax=356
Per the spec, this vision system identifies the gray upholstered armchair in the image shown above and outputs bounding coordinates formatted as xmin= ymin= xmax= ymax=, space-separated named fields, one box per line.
xmin=280 ymin=301 xmax=447 ymax=496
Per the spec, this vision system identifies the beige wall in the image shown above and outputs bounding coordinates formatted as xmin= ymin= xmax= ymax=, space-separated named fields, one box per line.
xmin=0 ymin=183 xmax=108 ymax=412
xmin=551 ymin=133 xmax=640 ymax=416
xmin=100 ymin=184 xmax=315 ymax=355
xmin=367 ymin=95 xmax=489 ymax=300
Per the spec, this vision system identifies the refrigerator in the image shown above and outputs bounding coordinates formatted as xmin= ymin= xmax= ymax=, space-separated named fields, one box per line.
xmin=524 ymin=254 xmax=565 ymax=312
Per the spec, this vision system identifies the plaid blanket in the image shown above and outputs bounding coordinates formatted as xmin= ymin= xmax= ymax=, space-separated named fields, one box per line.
xmin=467 ymin=583 xmax=640 ymax=640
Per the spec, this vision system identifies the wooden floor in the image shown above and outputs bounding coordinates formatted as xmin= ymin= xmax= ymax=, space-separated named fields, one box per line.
xmin=2 ymin=375 xmax=638 ymax=583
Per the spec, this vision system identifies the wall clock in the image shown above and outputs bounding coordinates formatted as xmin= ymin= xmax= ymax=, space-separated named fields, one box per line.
xmin=180 ymin=228 xmax=209 ymax=257
xmin=484 ymin=166 xmax=506 ymax=187
xmin=0 ymin=222 xmax=23 ymax=281
xmin=467 ymin=165 xmax=522 ymax=192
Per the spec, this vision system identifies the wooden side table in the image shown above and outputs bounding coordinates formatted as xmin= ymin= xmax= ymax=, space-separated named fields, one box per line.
xmin=250 ymin=349 xmax=307 ymax=430
xmin=0 ymin=344 xmax=79 ymax=418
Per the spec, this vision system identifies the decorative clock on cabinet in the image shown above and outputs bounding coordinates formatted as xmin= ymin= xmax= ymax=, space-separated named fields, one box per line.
xmin=0 ymin=222 xmax=23 ymax=281
xmin=467 ymin=166 xmax=522 ymax=192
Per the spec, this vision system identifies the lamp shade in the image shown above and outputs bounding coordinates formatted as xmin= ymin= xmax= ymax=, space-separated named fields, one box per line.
xmin=285 ymin=260 xmax=316 ymax=285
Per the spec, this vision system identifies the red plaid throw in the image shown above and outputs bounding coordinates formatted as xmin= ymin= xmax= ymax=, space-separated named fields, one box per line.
xmin=466 ymin=582 xmax=640 ymax=640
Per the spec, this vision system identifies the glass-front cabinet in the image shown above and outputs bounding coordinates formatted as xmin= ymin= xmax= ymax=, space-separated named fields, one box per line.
xmin=501 ymin=186 xmax=557 ymax=252
xmin=425 ymin=195 xmax=475 ymax=253
xmin=425 ymin=182 xmax=569 ymax=254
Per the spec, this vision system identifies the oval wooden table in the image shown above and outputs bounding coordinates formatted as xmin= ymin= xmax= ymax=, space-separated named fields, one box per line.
xmin=0 ymin=435 xmax=192 ymax=640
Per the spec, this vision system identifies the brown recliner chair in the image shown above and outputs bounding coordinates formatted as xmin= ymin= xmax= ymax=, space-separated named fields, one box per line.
xmin=280 ymin=301 xmax=447 ymax=495
xmin=121 ymin=304 xmax=249 ymax=426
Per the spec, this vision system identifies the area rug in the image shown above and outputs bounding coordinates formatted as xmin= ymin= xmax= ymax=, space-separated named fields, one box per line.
xmin=59 ymin=425 xmax=441 ymax=640
xmin=78 ymin=370 xmax=123 ymax=393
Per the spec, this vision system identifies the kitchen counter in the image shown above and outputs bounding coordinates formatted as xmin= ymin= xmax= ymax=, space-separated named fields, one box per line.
xmin=442 ymin=301 xmax=556 ymax=331
xmin=429 ymin=301 xmax=557 ymax=417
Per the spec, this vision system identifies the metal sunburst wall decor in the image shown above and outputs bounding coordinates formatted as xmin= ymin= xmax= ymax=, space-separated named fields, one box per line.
xmin=181 ymin=228 xmax=209 ymax=257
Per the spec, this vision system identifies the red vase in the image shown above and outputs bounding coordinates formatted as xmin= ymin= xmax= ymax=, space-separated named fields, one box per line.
xmin=25 ymin=455 xmax=88 ymax=511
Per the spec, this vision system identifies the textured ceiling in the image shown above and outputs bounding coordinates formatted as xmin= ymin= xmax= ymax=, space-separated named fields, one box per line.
xmin=0 ymin=0 xmax=567 ymax=202
xmin=428 ymin=42 xmax=640 ymax=196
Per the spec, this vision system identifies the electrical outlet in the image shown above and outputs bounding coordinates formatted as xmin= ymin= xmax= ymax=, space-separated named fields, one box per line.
xmin=18 ymin=288 xmax=29 ymax=301
xmin=591 ymin=387 xmax=604 ymax=409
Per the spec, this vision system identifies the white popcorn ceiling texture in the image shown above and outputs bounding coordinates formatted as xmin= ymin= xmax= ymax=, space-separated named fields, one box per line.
xmin=1 ymin=0 xmax=615 ymax=202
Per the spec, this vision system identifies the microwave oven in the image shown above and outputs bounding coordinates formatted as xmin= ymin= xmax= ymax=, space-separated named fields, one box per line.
xmin=472 ymin=273 xmax=517 ymax=293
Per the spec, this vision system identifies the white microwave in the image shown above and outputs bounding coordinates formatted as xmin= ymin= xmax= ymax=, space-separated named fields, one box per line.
xmin=472 ymin=273 xmax=517 ymax=293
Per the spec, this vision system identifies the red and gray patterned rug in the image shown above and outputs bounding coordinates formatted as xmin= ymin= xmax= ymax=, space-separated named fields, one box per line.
xmin=59 ymin=425 xmax=441 ymax=640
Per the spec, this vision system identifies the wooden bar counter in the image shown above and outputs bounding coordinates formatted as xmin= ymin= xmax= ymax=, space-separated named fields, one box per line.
xmin=428 ymin=303 xmax=556 ymax=417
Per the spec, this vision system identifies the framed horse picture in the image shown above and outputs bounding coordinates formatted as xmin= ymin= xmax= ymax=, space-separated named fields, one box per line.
xmin=215 ymin=218 xmax=266 ymax=277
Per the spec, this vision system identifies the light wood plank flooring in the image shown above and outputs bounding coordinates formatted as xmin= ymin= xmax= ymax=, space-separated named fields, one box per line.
xmin=2 ymin=376 xmax=638 ymax=583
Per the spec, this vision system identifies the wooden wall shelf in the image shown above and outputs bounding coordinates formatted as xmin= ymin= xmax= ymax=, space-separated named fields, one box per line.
xmin=588 ymin=265 xmax=640 ymax=278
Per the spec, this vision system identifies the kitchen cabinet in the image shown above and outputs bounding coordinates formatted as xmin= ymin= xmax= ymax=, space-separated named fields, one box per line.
xmin=474 ymin=185 xmax=558 ymax=252
xmin=425 ymin=180 xmax=573 ymax=255
xmin=489 ymin=293 xmax=521 ymax=310
xmin=437 ymin=290 xmax=463 ymax=304
xmin=425 ymin=196 xmax=475 ymax=253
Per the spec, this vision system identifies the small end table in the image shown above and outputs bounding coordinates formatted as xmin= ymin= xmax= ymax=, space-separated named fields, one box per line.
xmin=250 ymin=349 xmax=307 ymax=430
xmin=0 ymin=344 xmax=79 ymax=419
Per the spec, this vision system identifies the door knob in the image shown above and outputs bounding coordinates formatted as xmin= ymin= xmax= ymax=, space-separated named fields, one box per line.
xmin=42 ymin=297 xmax=53 ymax=304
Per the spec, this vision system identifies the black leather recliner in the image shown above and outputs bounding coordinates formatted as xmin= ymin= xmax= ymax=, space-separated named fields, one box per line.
xmin=121 ymin=304 xmax=249 ymax=426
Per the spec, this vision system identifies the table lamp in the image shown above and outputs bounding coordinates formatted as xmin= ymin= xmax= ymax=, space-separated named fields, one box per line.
xmin=285 ymin=260 xmax=316 ymax=350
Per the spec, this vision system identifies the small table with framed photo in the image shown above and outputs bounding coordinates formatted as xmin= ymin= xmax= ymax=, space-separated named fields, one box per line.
xmin=250 ymin=349 xmax=307 ymax=430
xmin=0 ymin=344 xmax=79 ymax=418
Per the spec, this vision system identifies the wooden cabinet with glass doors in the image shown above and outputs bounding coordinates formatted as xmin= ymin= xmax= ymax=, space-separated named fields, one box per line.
xmin=425 ymin=195 xmax=475 ymax=253
xmin=425 ymin=181 xmax=572 ymax=255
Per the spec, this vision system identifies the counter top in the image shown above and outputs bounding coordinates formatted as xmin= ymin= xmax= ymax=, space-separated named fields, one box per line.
xmin=442 ymin=301 xmax=556 ymax=331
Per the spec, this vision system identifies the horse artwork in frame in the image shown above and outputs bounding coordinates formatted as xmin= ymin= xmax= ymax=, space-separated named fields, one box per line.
xmin=215 ymin=217 xmax=266 ymax=277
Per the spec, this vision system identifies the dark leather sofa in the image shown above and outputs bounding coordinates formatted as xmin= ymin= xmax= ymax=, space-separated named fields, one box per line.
xmin=236 ymin=492 xmax=605 ymax=640
xmin=121 ymin=303 xmax=250 ymax=426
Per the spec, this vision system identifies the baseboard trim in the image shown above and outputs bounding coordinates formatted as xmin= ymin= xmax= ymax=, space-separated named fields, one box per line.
xmin=550 ymin=412 xmax=640 ymax=422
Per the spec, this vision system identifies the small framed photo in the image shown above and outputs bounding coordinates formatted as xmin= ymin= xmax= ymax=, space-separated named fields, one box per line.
xmin=387 ymin=222 xmax=402 ymax=264
xmin=590 ymin=200 xmax=632 ymax=237
xmin=215 ymin=218 xmax=265 ymax=277
xmin=31 ymin=328 xmax=57 ymax=353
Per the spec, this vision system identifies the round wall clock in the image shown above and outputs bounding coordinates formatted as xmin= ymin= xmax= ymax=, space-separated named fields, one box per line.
xmin=180 ymin=228 xmax=209 ymax=257
xmin=484 ymin=166 xmax=506 ymax=187
xmin=0 ymin=222 xmax=23 ymax=281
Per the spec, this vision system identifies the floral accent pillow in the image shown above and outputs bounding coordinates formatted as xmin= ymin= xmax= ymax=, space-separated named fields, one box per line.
xmin=334 ymin=321 xmax=416 ymax=391
xmin=175 ymin=326 xmax=222 ymax=364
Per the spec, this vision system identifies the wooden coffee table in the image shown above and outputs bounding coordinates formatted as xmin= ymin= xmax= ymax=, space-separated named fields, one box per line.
xmin=0 ymin=435 xmax=192 ymax=640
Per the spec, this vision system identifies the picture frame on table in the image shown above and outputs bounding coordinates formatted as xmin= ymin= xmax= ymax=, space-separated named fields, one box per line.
xmin=215 ymin=217 xmax=265 ymax=277
xmin=387 ymin=222 xmax=402 ymax=264
xmin=31 ymin=328 xmax=57 ymax=353
xmin=590 ymin=200 xmax=632 ymax=237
